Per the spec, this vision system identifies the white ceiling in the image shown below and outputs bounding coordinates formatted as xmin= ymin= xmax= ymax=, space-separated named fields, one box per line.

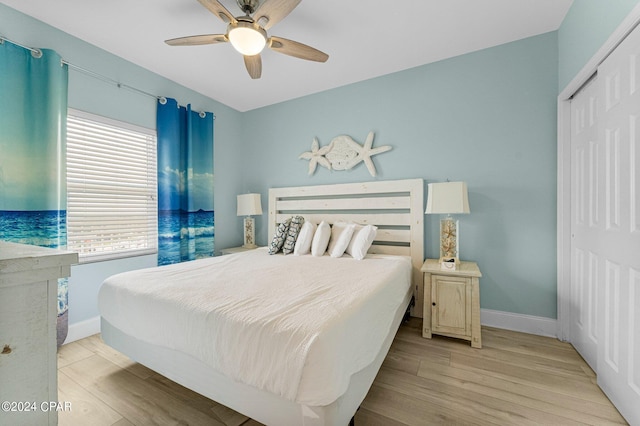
xmin=2 ymin=0 xmax=573 ymax=112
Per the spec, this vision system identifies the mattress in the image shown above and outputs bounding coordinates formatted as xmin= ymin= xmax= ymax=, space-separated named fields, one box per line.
xmin=98 ymin=248 xmax=411 ymax=406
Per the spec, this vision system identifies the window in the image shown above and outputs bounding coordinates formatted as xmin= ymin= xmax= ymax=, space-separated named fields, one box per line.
xmin=66 ymin=109 xmax=157 ymax=262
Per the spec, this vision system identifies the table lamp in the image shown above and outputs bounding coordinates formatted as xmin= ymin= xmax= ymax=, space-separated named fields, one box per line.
xmin=425 ymin=182 xmax=470 ymax=268
xmin=237 ymin=193 xmax=263 ymax=248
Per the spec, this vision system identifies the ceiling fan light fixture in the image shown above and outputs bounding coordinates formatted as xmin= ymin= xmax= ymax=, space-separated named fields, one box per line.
xmin=169 ymin=0 xmax=327 ymax=79
xmin=228 ymin=21 xmax=267 ymax=56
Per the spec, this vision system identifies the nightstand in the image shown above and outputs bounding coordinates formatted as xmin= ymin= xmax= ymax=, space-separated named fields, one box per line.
xmin=220 ymin=246 xmax=257 ymax=255
xmin=421 ymin=259 xmax=482 ymax=348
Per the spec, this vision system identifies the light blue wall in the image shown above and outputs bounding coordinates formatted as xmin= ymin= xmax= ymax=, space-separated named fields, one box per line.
xmin=558 ymin=0 xmax=640 ymax=91
xmin=0 ymin=4 xmax=245 ymax=326
xmin=241 ymin=33 xmax=559 ymax=319
xmin=5 ymin=1 xmax=640 ymax=326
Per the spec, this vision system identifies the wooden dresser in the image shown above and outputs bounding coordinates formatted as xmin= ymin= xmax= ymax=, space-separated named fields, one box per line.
xmin=0 ymin=242 xmax=77 ymax=426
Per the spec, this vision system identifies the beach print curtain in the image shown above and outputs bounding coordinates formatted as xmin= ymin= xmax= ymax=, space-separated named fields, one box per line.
xmin=157 ymin=97 xmax=214 ymax=266
xmin=0 ymin=42 xmax=69 ymax=346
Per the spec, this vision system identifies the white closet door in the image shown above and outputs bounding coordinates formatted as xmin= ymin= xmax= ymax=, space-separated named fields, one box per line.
xmin=569 ymin=76 xmax=600 ymax=372
xmin=596 ymin=22 xmax=640 ymax=426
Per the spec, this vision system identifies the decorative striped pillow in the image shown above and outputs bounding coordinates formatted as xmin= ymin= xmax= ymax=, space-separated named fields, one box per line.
xmin=282 ymin=216 xmax=305 ymax=255
xmin=268 ymin=217 xmax=292 ymax=254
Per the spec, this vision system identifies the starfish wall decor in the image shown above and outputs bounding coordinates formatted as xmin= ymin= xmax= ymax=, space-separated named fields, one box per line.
xmin=299 ymin=131 xmax=392 ymax=177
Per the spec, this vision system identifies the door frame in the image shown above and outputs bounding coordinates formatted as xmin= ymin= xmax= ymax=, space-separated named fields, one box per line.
xmin=557 ymin=4 xmax=640 ymax=341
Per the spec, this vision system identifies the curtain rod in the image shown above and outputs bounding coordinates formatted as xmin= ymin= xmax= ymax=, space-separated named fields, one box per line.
xmin=60 ymin=59 xmax=159 ymax=101
xmin=0 ymin=35 xmax=215 ymax=119
xmin=0 ymin=35 xmax=42 ymax=57
xmin=1 ymin=35 xmax=158 ymax=101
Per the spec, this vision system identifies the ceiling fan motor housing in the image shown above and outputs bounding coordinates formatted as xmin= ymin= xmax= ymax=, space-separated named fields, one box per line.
xmin=237 ymin=0 xmax=259 ymax=15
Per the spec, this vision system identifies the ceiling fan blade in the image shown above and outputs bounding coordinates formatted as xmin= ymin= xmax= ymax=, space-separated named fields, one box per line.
xmin=165 ymin=34 xmax=228 ymax=46
xmin=244 ymin=54 xmax=262 ymax=79
xmin=197 ymin=0 xmax=237 ymax=24
xmin=253 ymin=0 xmax=301 ymax=29
xmin=268 ymin=36 xmax=328 ymax=62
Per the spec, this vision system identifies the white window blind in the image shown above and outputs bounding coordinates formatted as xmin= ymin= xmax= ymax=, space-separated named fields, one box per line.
xmin=67 ymin=109 xmax=157 ymax=262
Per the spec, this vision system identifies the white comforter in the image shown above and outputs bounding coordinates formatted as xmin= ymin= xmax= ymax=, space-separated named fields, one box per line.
xmin=98 ymin=248 xmax=411 ymax=406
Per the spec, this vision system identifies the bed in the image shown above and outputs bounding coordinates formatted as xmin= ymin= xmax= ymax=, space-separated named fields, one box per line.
xmin=99 ymin=178 xmax=424 ymax=425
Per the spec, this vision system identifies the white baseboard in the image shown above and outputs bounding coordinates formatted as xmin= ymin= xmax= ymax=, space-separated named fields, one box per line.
xmin=64 ymin=316 xmax=101 ymax=344
xmin=63 ymin=310 xmax=556 ymax=345
xmin=481 ymin=309 xmax=557 ymax=338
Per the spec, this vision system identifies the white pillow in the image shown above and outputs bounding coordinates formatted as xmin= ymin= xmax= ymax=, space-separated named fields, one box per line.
xmin=327 ymin=222 xmax=356 ymax=258
xmin=311 ymin=221 xmax=331 ymax=256
xmin=346 ymin=224 xmax=378 ymax=260
xmin=293 ymin=221 xmax=316 ymax=255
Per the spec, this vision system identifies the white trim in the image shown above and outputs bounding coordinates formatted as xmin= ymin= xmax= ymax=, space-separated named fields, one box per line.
xmin=63 ymin=316 xmax=101 ymax=344
xmin=481 ymin=309 xmax=557 ymax=338
xmin=557 ymin=3 xmax=640 ymax=342
xmin=556 ymin=96 xmax=573 ymax=342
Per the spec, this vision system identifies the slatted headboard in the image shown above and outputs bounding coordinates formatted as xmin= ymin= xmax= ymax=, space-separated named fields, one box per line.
xmin=268 ymin=179 xmax=424 ymax=317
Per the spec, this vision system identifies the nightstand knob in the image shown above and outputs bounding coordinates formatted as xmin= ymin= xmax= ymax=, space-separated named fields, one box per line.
xmin=432 ymin=302 xmax=436 ymax=306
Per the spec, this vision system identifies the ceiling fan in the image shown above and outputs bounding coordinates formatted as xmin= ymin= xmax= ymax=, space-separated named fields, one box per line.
xmin=165 ymin=0 xmax=329 ymax=79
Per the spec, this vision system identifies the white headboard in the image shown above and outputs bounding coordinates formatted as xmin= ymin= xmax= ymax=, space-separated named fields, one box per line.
xmin=268 ymin=179 xmax=424 ymax=317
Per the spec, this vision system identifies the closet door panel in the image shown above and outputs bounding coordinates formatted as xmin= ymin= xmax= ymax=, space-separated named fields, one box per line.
xmin=596 ymin=21 xmax=640 ymax=426
xmin=569 ymin=76 xmax=600 ymax=371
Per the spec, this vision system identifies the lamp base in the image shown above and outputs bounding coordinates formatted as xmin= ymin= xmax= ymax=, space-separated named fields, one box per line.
xmin=439 ymin=257 xmax=459 ymax=271
xmin=243 ymin=216 xmax=256 ymax=248
xmin=439 ymin=216 xmax=460 ymax=264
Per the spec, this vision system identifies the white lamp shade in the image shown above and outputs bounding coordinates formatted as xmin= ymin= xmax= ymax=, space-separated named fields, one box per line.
xmin=237 ymin=193 xmax=263 ymax=216
xmin=425 ymin=182 xmax=470 ymax=214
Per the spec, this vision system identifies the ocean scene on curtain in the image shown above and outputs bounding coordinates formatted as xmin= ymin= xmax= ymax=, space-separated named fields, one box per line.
xmin=0 ymin=41 xmax=69 ymax=347
xmin=157 ymin=97 xmax=214 ymax=266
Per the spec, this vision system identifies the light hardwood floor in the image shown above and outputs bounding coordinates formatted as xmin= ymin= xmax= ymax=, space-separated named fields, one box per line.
xmin=57 ymin=318 xmax=627 ymax=426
